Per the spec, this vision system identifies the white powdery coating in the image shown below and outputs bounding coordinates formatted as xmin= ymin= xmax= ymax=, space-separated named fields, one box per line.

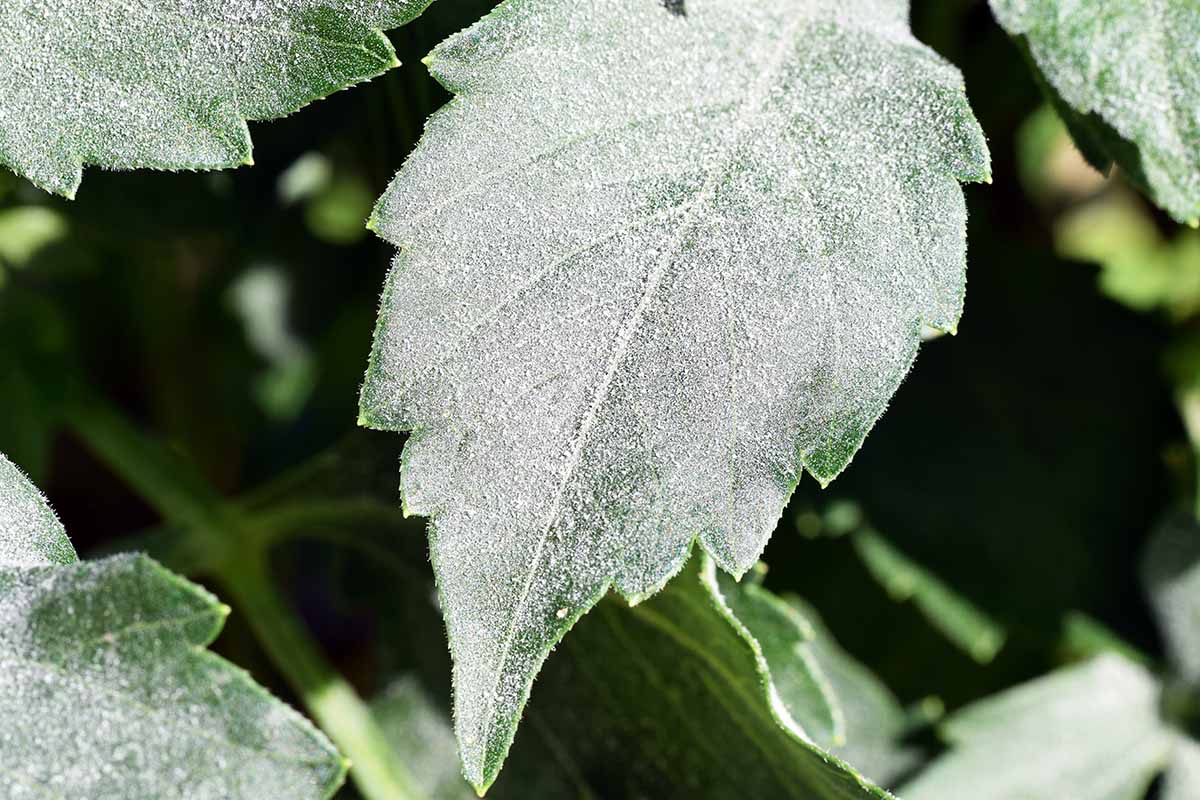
xmin=0 ymin=0 xmax=432 ymax=196
xmin=0 ymin=454 xmax=76 ymax=568
xmin=991 ymin=0 xmax=1200 ymax=222
xmin=362 ymin=0 xmax=988 ymax=785
xmin=903 ymin=655 xmax=1173 ymax=800
xmin=0 ymin=459 xmax=343 ymax=798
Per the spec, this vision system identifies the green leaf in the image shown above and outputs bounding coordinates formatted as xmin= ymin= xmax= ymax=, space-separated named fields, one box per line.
xmin=361 ymin=0 xmax=988 ymax=786
xmin=1142 ymin=512 xmax=1200 ymax=684
xmin=714 ymin=569 xmax=844 ymax=748
xmin=0 ymin=0 xmax=436 ymax=198
xmin=852 ymin=528 xmax=1006 ymax=663
xmin=0 ymin=453 xmax=346 ymax=799
xmin=902 ymin=655 xmax=1174 ymax=800
xmin=787 ymin=596 xmax=921 ymax=786
xmin=1162 ymin=735 xmax=1200 ymax=800
xmin=378 ymin=554 xmax=896 ymax=799
xmin=990 ymin=0 xmax=1200 ymax=224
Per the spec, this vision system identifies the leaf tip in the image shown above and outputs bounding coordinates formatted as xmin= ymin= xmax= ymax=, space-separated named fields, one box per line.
xmin=217 ymin=603 xmax=232 ymax=619
xmin=1189 ymin=218 xmax=1199 ymax=229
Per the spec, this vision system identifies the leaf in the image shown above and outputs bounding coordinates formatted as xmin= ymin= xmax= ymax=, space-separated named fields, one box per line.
xmin=0 ymin=453 xmax=76 ymax=568
xmin=1162 ymin=735 xmax=1200 ymax=800
xmin=787 ymin=595 xmax=922 ymax=786
xmin=361 ymin=0 xmax=988 ymax=786
xmin=714 ymin=568 xmax=844 ymax=747
xmin=902 ymin=655 xmax=1174 ymax=800
xmin=1141 ymin=511 xmax=1200 ymax=684
xmin=990 ymin=0 xmax=1200 ymax=224
xmin=372 ymin=677 xmax=477 ymax=800
xmin=0 ymin=453 xmax=346 ymax=799
xmin=0 ymin=0 xmax=435 ymax=198
xmin=852 ymin=528 xmax=1006 ymax=663
xmin=378 ymin=553 xmax=897 ymax=800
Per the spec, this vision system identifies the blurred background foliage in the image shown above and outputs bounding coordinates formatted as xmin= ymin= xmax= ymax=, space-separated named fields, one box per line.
xmin=0 ymin=0 xmax=1194 ymax=796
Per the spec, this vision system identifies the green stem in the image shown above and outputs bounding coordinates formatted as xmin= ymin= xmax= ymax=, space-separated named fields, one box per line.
xmin=221 ymin=552 xmax=428 ymax=800
xmin=62 ymin=386 xmax=230 ymax=537
xmin=62 ymin=387 xmax=427 ymax=800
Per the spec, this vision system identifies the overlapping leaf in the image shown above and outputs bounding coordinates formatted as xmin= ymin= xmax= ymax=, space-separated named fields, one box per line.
xmin=0 ymin=0 xmax=435 ymax=197
xmin=0 ymin=454 xmax=345 ymax=799
xmin=362 ymin=0 xmax=988 ymax=786
xmin=990 ymin=0 xmax=1200 ymax=223
xmin=376 ymin=554 xmax=897 ymax=799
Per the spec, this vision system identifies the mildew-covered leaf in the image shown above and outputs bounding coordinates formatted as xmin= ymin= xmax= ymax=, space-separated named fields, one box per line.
xmin=902 ymin=655 xmax=1173 ymax=800
xmin=0 ymin=454 xmax=75 ymax=568
xmin=990 ymin=0 xmax=1200 ymax=224
xmin=0 ymin=453 xmax=345 ymax=799
xmin=361 ymin=0 xmax=988 ymax=787
xmin=0 ymin=0 xmax=436 ymax=198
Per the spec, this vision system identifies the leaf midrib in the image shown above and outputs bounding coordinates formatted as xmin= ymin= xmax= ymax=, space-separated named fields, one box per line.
xmin=475 ymin=10 xmax=809 ymax=765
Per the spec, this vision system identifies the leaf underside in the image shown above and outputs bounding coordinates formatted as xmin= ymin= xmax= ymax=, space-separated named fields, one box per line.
xmin=378 ymin=554 xmax=897 ymax=800
xmin=0 ymin=0 xmax=435 ymax=197
xmin=362 ymin=0 xmax=988 ymax=787
xmin=990 ymin=0 xmax=1200 ymax=224
xmin=0 ymin=454 xmax=344 ymax=799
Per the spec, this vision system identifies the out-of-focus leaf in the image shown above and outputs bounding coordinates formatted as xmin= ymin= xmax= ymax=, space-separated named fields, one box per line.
xmin=228 ymin=266 xmax=316 ymax=421
xmin=0 ymin=453 xmax=346 ymax=799
xmin=1162 ymin=735 xmax=1200 ymax=800
xmin=305 ymin=174 xmax=375 ymax=245
xmin=1060 ymin=611 xmax=1154 ymax=668
xmin=1016 ymin=105 xmax=1109 ymax=204
xmin=902 ymin=655 xmax=1173 ymax=800
xmin=0 ymin=0 xmax=437 ymax=197
xmin=1141 ymin=512 xmax=1200 ymax=684
xmin=1054 ymin=194 xmax=1200 ymax=320
xmin=852 ymin=529 xmax=1005 ymax=663
xmin=990 ymin=0 xmax=1200 ymax=223
xmin=0 ymin=207 xmax=68 ymax=267
xmin=278 ymin=153 xmax=334 ymax=206
xmin=787 ymin=596 xmax=922 ymax=786
xmin=372 ymin=677 xmax=476 ymax=800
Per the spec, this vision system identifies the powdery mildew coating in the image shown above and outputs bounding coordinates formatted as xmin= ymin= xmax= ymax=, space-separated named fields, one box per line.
xmin=362 ymin=0 xmax=989 ymax=787
xmin=0 ymin=0 xmax=434 ymax=197
xmin=991 ymin=0 xmax=1200 ymax=224
xmin=0 ymin=454 xmax=75 ymax=568
xmin=0 ymin=456 xmax=344 ymax=798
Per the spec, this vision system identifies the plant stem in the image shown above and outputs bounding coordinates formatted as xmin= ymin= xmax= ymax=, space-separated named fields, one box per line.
xmin=62 ymin=388 xmax=427 ymax=800
xmin=220 ymin=552 xmax=428 ymax=800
